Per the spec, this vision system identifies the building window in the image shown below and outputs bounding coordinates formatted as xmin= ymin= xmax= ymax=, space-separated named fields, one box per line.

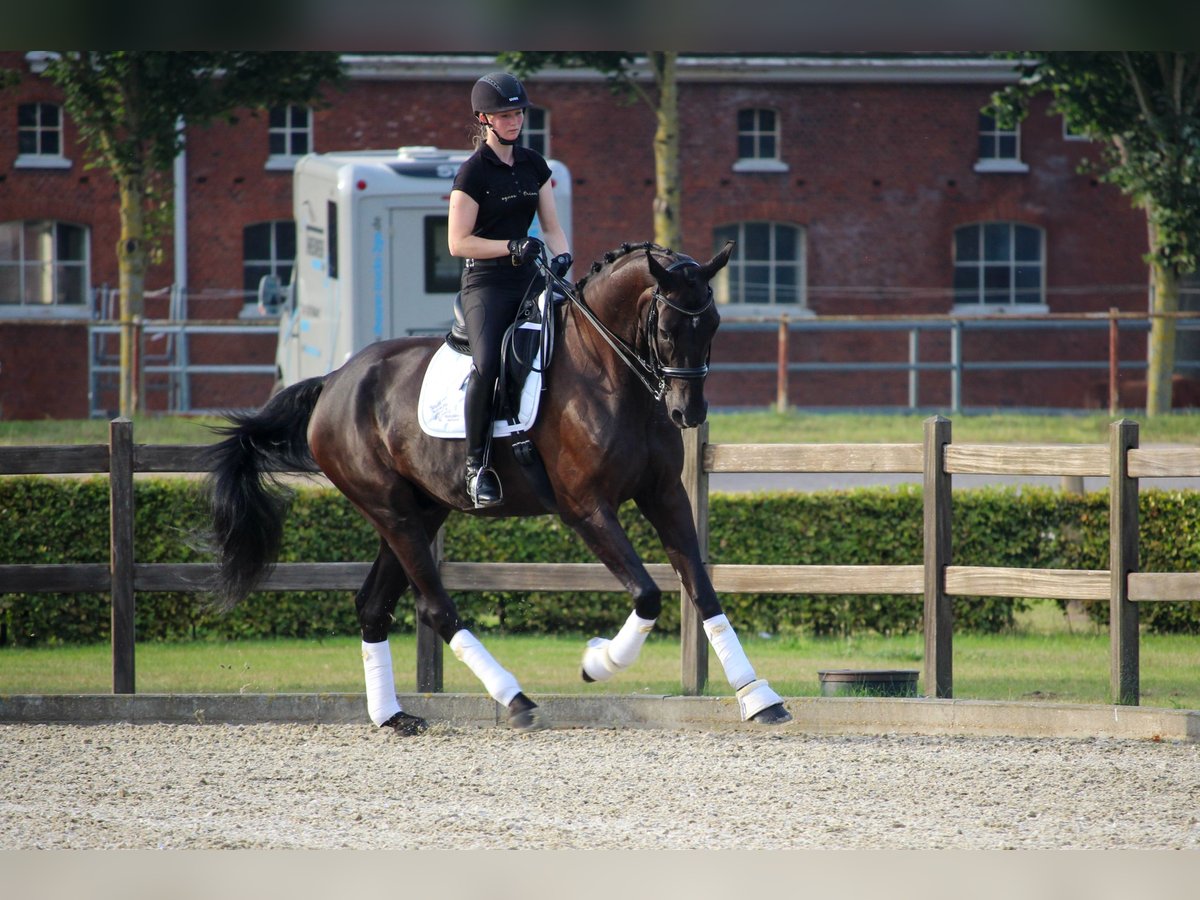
xmin=243 ymin=221 xmax=296 ymax=307
xmin=733 ymin=108 xmax=787 ymax=173
xmin=266 ymin=105 xmax=312 ymax=169
xmin=953 ymin=222 xmax=1044 ymax=309
xmin=974 ymin=112 xmax=1028 ymax=173
xmin=1062 ymin=116 xmax=1091 ymax=141
xmin=15 ymin=102 xmax=70 ymax=169
xmin=0 ymin=220 xmax=89 ymax=308
xmin=519 ymin=107 xmax=549 ymax=157
xmin=712 ymin=222 xmax=805 ymax=308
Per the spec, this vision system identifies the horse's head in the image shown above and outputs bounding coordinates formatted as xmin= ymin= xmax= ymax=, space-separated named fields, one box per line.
xmin=645 ymin=241 xmax=734 ymax=429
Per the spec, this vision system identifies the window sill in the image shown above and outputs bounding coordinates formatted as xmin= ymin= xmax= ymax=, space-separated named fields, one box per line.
xmin=13 ymin=155 xmax=72 ymax=170
xmin=951 ymin=303 xmax=1049 ymax=317
xmin=732 ymin=159 xmax=789 ymax=174
xmin=265 ymin=155 xmax=303 ymax=172
xmin=973 ymin=159 xmax=1029 ymax=174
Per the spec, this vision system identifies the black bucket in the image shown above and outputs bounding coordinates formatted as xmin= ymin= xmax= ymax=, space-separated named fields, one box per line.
xmin=818 ymin=669 xmax=919 ymax=698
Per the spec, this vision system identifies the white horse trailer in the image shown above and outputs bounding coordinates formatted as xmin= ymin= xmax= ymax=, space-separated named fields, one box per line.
xmin=266 ymin=146 xmax=572 ymax=388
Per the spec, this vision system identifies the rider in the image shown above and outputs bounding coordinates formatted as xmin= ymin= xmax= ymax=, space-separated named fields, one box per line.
xmin=448 ymin=71 xmax=571 ymax=508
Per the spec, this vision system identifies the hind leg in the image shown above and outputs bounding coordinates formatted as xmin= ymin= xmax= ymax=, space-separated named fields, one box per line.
xmin=356 ymin=541 xmax=427 ymax=735
xmin=369 ymin=487 xmax=543 ymax=731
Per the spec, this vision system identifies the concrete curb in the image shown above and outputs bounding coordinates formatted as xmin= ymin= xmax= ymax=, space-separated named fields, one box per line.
xmin=2 ymin=693 xmax=1197 ymax=742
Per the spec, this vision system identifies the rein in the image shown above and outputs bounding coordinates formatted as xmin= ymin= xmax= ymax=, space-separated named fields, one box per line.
xmin=539 ymin=255 xmax=712 ymax=401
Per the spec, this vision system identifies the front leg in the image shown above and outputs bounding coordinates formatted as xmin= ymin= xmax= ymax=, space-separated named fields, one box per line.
xmin=635 ymin=483 xmax=792 ymax=725
xmin=560 ymin=503 xmax=664 ymax=683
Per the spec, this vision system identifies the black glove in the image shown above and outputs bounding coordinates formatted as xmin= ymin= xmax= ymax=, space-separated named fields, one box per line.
xmin=550 ymin=252 xmax=573 ymax=279
xmin=507 ymin=236 xmax=544 ymax=267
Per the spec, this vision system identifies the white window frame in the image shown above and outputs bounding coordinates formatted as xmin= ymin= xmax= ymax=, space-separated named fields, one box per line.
xmin=14 ymin=102 xmax=71 ymax=170
xmin=733 ymin=107 xmax=788 ymax=173
xmin=265 ymin=105 xmax=313 ymax=171
xmin=242 ymin=220 xmax=296 ymax=315
xmin=0 ymin=219 xmax=91 ymax=318
xmin=712 ymin=221 xmax=807 ymax=313
xmin=519 ymin=106 xmax=550 ymax=157
xmin=952 ymin=221 xmax=1047 ymax=314
xmin=974 ymin=112 xmax=1029 ymax=174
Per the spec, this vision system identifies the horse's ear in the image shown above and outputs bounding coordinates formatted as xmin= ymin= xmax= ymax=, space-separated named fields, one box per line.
xmin=646 ymin=249 xmax=671 ymax=285
xmin=699 ymin=241 xmax=735 ymax=280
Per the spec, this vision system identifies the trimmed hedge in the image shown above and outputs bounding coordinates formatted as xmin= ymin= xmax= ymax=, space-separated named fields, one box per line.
xmin=1 ymin=477 xmax=1198 ymax=646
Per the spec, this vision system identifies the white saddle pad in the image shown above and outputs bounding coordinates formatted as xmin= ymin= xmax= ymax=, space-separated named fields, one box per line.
xmin=417 ymin=324 xmax=544 ymax=439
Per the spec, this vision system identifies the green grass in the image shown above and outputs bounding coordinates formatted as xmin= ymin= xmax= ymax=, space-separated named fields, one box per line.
xmin=2 ymin=410 xmax=1198 ymax=447
xmin=3 ymin=602 xmax=1197 ymax=709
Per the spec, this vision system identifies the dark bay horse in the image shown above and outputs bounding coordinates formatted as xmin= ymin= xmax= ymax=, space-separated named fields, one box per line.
xmin=206 ymin=241 xmax=791 ymax=733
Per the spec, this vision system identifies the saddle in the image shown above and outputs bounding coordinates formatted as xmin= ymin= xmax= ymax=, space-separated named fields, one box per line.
xmin=446 ymin=290 xmax=554 ymax=424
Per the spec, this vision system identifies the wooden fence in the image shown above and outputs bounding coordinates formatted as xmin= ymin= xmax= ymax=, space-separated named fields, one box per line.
xmin=2 ymin=417 xmax=1198 ymax=705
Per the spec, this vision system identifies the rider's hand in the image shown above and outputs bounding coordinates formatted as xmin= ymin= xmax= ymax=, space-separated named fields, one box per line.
xmin=507 ymin=237 xmax=544 ymax=267
xmin=550 ymin=252 xmax=573 ymax=279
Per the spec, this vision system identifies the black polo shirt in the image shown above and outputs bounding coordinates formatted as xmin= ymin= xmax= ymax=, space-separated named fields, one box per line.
xmin=452 ymin=144 xmax=551 ymax=242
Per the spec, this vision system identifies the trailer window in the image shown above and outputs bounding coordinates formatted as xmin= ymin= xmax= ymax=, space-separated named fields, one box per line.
xmin=424 ymin=216 xmax=463 ymax=293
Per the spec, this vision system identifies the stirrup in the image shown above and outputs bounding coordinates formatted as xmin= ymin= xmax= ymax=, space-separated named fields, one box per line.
xmin=467 ymin=463 xmax=503 ymax=508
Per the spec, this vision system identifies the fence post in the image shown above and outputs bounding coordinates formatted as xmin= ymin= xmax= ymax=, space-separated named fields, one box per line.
xmin=680 ymin=421 xmax=710 ymax=695
xmin=109 ymin=418 xmax=136 ymax=694
xmin=923 ymin=415 xmax=952 ymax=698
xmin=776 ymin=316 xmax=789 ymax=413
xmin=1108 ymin=308 xmax=1120 ymax=415
xmin=950 ymin=322 xmax=963 ymax=413
xmin=1110 ymin=419 xmax=1139 ymax=705
xmin=416 ymin=528 xmax=445 ymax=693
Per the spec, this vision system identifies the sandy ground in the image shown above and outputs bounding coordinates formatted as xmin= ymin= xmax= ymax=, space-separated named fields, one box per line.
xmin=2 ymin=722 xmax=1197 ymax=850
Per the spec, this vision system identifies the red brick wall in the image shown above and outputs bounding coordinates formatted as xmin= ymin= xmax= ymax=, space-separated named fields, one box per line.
xmin=0 ymin=54 xmax=1162 ymax=417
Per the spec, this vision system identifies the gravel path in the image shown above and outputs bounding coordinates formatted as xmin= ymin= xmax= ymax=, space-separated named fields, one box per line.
xmin=2 ymin=723 xmax=1198 ymax=849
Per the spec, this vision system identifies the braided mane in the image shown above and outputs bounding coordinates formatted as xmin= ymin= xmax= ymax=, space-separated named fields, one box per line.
xmin=574 ymin=241 xmax=673 ymax=294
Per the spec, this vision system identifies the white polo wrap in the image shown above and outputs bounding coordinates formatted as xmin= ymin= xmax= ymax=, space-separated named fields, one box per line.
xmin=361 ymin=639 xmax=403 ymax=726
xmin=450 ymin=629 xmax=522 ymax=707
xmin=702 ymin=613 xmax=756 ymax=690
xmin=582 ymin=612 xmax=656 ymax=681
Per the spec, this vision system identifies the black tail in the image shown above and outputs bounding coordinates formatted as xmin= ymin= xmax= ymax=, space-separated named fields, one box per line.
xmin=204 ymin=377 xmax=325 ymax=610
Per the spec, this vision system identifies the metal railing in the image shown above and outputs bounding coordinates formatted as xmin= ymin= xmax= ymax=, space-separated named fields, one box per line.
xmin=718 ymin=309 xmax=1200 ymax=413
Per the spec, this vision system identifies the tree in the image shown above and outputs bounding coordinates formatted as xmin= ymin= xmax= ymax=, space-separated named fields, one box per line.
xmin=41 ymin=51 xmax=344 ymax=417
xmin=990 ymin=52 xmax=1200 ymax=415
xmin=498 ymin=52 xmax=683 ymax=252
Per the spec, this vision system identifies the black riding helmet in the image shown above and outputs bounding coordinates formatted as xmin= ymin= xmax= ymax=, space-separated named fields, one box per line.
xmin=471 ymin=72 xmax=531 ymax=115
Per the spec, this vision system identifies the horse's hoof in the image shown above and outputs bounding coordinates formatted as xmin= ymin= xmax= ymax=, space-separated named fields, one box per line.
xmin=750 ymin=702 xmax=793 ymax=725
xmin=581 ymin=668 xmax=596 ymax=683
xmin=381 ymin=711 xmax=428 ymax=736
xmin=507 ymin=693 xmax=546 ymax=732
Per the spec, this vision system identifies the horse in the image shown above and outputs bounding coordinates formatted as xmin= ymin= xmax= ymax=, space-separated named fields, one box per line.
xmin=205 ymin=240 xmax=792 ymax=733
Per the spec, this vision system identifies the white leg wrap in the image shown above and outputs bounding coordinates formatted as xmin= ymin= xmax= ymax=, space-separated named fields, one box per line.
xmin=582 ymin=612 xmax=656 ymax=682
xmin=736 ymin=679 xmax=784 ymax=721
xmin=361 ymin=640 xmax=403 ymax=727
xmin=703 ymin=614 xmax=757 ymax=690
xmin=450 ymin=629 xmax=522 ymax=707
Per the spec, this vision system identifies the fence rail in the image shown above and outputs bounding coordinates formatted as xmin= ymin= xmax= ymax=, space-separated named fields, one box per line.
xmin=2 ymin=418 xmax=1198 ymax=705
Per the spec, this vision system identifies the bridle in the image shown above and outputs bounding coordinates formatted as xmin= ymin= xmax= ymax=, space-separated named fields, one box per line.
xmin=540 ymin=254 xmax=715 ymax=401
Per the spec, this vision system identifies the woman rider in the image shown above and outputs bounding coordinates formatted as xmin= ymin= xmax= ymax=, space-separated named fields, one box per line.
xmin=448 ymin=72 xmax=571 ymax=508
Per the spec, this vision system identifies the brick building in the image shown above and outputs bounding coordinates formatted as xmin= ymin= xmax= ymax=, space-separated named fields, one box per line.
xmin=0 ymin=52 xmax=1165 ymax=419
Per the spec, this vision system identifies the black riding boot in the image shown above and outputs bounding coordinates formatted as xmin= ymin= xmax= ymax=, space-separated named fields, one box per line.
xmin=464 ymin=368 xmax=502 ymax=507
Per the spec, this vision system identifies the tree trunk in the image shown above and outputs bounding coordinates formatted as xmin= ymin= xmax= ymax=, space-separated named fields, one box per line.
xmin=649 ymin=51 xmax=682 ymax=252
xmin=1145 ymin=215 xmax=1179 ymax=416
xmin=117 ymin=175 xmax=148 ymax=418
